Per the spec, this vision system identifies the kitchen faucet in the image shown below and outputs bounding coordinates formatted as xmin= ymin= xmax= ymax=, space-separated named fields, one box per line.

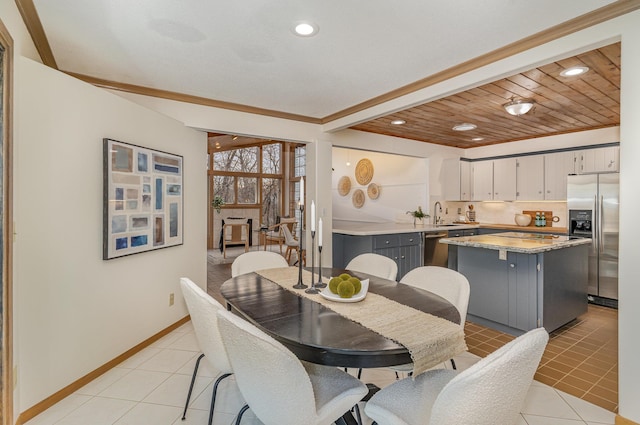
xmin=433 ymin=201 xmax=442 ymax=225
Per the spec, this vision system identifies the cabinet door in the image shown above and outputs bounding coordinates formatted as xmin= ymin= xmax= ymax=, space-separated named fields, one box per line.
xmin=460 ymin=161 xmax=471 ymax=200
xmin=578 ymin=146 xmax=619 ymax=173
xmin=516 ymin=155 xmax=544 ymax=200
xmin=472 ymin=161 xmax=493 ymax=201
xmin=493 ymin=158 xmax=517 ymax=201
xmin=443 ymin=158 xmax=461 ymax=201
xmin=544 ymin=151 xmax=576 ymax=200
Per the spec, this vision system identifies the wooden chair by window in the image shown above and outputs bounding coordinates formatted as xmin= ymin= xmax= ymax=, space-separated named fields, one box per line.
xmin=218 ymin=218 xmax=252 ymax=253
xmin=265 ymin=217 xmax=297 ymax=253
xmin=222 ymin=219 xmax=249 ymax=258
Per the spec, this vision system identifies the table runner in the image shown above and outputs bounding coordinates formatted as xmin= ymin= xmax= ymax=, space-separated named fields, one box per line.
xmin=256 ymin=267 xmax=467 ymax=376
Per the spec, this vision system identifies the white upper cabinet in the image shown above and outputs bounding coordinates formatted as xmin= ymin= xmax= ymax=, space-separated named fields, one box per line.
xmin=577 ymin=146 xmax=619 ymax=173
xmin=443 ymin=159 xmax=473 ymax=201
xmin=493 ymin=158 xmax=517 ymax=201
xmin=460 ymin=161 xmax=471 ymax=201
xmin=544 ymin=151 xmax=576 ymax=200
xmin=516 ymin=155 xmax=545 ymax=200
xmin=472 ymin=160 xmax=493 ymax=201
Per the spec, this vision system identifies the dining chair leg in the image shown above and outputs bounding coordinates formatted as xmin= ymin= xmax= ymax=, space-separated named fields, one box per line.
xmin=353 ymin=403 xmax=364 ymax=425
xmin=207 ymin=373 xmax=233 ymax=425
xmin=234 ymin=404 xmax=250 ymax=425
xmin=181 ymin=353 xmax=205 ymax=420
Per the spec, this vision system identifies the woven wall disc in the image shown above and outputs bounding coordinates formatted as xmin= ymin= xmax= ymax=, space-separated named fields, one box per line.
xmin=338 ymin=176 xmax=351 ymax=196
xmin=367 ymin=183 xmax=380 ymax=199
xmin=352 ymin=189 xmax=365 ymax=209
xmin=355 ymin=158 xmax=374 ymax=185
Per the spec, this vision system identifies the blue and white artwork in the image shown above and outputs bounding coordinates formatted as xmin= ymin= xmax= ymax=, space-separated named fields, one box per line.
xmin=138 ymin=152 xmax=148 ymax=172
xmin=104 ymin=138 xmax=183 ymax=259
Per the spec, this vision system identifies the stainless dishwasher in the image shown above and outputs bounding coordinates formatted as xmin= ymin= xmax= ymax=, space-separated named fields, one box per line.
xmin=424 ymin=231 xmax=449 ymax=267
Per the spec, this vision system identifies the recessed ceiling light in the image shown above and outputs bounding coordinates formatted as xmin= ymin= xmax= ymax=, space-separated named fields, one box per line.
xmin=391 ymin=119 xmax=406 ymax=125
xmin=560 ymin=66 xmax=589 ymax=77
xmin=452 ymin=123 xmax=477 ymax=131
xmin=472 ymin=137 xmax=484 ymax=141
xmin=293 ymin=21 xmax=319 ymax=37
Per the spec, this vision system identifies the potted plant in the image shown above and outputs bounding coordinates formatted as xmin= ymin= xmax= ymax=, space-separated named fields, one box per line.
xmin=212 ymin=195 xmax=225 ymax=213
xmin=407 ymin=206 xmax=429 ymax=226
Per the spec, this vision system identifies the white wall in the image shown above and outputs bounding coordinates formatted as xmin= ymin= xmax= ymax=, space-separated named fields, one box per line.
xmin=464 ymin=127 xmax=620 ymax=159
xmin=14 ymin=58 xmax=207 ymax=412
xmin=332 ymin=147 xmax=429 ymax=222
xmin=618 ymin=15 xmax=640 ymax=420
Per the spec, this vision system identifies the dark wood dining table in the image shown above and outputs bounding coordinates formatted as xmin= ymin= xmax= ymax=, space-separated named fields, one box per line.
xmin=220 ymin=267 xmax=461 ymax=369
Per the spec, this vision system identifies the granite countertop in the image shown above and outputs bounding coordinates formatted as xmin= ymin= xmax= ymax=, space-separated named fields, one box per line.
xmin=332 ymin=219 xmax=566 ymax=236
xmin=332 ymin=220 xmax=478 ymax=236
xmin=440 ymin=231 xmax=591 ymax=254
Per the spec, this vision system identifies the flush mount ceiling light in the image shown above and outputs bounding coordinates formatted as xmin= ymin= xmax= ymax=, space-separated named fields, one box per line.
xmin=452 ymin=123 xmax=477 ymax=131
xmin=560 ymin=66 xmax=589 ymax=77
xmin=503 ymin=99 xmax=535 ymax=116
xmin=293 ymin=21 xmax=319 ymax=37
xmin=390 ymin=119 xmax=406 ymax=125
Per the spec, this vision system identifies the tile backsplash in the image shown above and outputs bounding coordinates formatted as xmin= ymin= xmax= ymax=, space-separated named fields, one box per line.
xmin=442 ymin=201 xmax=568 ymax=229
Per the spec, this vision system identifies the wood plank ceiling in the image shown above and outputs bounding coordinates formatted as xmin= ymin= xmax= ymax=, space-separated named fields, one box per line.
xmin=350 ymin=42 xmax=620 ymax=148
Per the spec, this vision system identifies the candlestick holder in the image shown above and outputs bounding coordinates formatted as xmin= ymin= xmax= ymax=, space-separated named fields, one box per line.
xmin=293 ymin=204 xmax=307 ymax=289
xmin=305 ymin=230 xmax=319 ymax=294
xmin=316 ymin=245 xmax=326 ymax=288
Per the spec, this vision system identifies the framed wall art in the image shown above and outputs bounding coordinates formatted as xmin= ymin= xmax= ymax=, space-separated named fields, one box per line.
xmin=103 ymin=138 xmax=183 ymax=259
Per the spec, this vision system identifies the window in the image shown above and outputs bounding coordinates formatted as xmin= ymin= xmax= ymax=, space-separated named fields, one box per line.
xmin=262 ymin=178 xmax=281 ymax=225
xmin=213 ymin=175 xmax=236 ymax=204
xmin=262 ymin=143 xmax=281 ymax=174
xmin=238 ymin=177 xmax=258 ymax=204
xmin=210 ymin=142 xmax=285 ymax=226
xmin=214 ymin=146 xmax=258 ymax=173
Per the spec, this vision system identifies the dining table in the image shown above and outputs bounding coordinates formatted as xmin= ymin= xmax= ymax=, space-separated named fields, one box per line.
xmin=220 ymin=266 xmax=464 ymax=425
xmin=220 ymin=267 xmax=462 ymax=368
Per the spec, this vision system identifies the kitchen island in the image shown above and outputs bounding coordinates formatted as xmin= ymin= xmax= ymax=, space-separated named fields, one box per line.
xmin=441 ymin=232 xmax=591 ymax=335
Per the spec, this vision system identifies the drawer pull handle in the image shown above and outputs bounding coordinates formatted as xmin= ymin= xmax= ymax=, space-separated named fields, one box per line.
xmin=385 ymin=240 xmax=390 ymax=244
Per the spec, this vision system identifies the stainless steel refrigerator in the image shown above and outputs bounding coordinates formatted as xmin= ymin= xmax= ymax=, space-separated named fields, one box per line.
xmin=567 ymin=173 xmax=619 ymax=307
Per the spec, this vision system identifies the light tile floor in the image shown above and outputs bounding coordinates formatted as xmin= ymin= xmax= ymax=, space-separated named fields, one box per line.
xmin=26 ymin=321 xmax=617 ymax=425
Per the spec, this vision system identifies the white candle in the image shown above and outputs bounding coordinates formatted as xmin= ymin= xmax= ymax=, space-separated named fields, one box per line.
xmin=311 ymin=200 xmax=315 ymax=231
xmin=299 ymin=177 xmax=304 ymax=206
xmin=318 ymin=218 xmax=323 ymax=246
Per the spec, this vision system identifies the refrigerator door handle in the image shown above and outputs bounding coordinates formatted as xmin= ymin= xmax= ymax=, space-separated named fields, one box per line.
xmin=599 ymin=195 xmax=604 ymax=253
xmin=592 ymin=195 xmax=598 ymax=254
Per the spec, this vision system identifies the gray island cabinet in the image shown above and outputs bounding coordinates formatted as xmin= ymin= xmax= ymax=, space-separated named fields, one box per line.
xmin=441 ymin=232 xmax=591 ymax=335
xmin=333 ymin=231 xmax=422 ymax=281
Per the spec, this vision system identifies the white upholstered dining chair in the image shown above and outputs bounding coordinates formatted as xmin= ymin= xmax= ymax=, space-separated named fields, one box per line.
xmin=231 ymin=251 xmax=289 ymax=277
xmin=346 ymin=253 xmax=398 ymax=281
xmin=216 ymin=307 xmax=369 ymax=425
xmin=365 ymin=327 xmax=549 ymax=425
xmin=179 ymin=277 xmax=237 ymax=425
xmin=391 ymin=266 xmax=470 ymax=374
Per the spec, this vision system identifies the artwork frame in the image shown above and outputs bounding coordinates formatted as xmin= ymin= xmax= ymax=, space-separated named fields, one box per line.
xmin=103 ymin=138 xmax=183 ymax=259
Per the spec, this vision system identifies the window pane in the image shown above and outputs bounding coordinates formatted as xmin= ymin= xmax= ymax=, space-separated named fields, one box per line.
xmin=214 ymin=175 xmax=235 ymax=204
xmin=294 ymin=145 xmax=306 ymax=177
xmin=238 ymin=177 xmax=258 ymax=204
xmin=262 ymin=178 xmax=281 ymax=226
xmin=262 ymin=143 xmax=281 ymax=174
xmin=214 ymin=147 xmax=258 ymax=172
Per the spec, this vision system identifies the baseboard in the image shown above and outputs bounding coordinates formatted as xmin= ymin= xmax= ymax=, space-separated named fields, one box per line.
xmin=15 ymin=316 xmax=191 ymax=425
xmin=617 ymin=415 xmax=640 ymax=425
